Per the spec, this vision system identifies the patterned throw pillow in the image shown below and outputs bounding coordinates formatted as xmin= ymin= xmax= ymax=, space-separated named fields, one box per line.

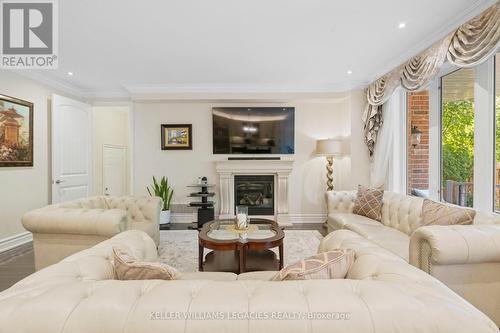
xmin=421 ymin=199 xmax=475 ymax=226
xmin=352 ymin=185 xmax=384 ymax=221
xmin=271 ymin=249 xmax=355 ymax=281
xmin=113 ymin=247 xmax=180 ymax=280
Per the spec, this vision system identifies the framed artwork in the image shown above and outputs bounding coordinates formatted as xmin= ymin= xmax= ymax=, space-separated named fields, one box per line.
xmin=0 ymin=94 xmax=34 ymax=167
xmin=161 ymin=124 xmax=192 ymax=150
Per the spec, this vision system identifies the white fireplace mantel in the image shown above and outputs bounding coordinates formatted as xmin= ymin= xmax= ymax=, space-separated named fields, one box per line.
xmin=215 ymin=160 xmax=294 ymax=226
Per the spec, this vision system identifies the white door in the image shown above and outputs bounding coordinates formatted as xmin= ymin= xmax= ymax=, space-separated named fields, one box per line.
xmin=103 ymin=144 xmax=126 ymax=196
xmin=51 ymin=94 xmax=92 ymax=203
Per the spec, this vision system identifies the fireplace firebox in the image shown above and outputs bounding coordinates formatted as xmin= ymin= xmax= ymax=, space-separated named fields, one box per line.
xmin=234 ymin=175 xmax=274 ymax=215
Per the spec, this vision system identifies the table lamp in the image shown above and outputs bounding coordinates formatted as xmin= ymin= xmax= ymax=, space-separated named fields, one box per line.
xmin=316 ymin=139 xmax=342 ymax=191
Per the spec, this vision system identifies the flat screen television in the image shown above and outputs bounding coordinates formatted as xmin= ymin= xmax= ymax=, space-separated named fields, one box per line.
xmin=213 ymin=107 xmax=295 ymax=154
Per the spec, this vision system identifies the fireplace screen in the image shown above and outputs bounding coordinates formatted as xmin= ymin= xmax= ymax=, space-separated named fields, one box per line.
xmin=234 ymin=175 xmax=274 ymax=215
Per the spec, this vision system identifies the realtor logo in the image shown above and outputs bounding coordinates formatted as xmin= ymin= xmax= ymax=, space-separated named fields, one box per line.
xmin=1 ymin=0 xmax=58 ymax=68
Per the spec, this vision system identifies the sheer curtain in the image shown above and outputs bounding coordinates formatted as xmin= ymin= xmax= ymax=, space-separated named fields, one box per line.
xmin=370 ymin=90 xmax=405 ymax=190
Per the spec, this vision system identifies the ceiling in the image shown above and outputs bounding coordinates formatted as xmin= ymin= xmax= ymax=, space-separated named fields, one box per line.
xmin=17 ymin=0 xmax=496 ymax=100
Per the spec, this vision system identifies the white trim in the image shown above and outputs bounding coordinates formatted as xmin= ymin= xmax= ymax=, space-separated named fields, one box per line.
xmin=13 ymin=70 xmax=87 ymax=99
xmin=84 ymin=91 xmax=131 ymax=101
xmin=289 ymin=214 xmax=327 ymax=224
xmin=474 ymin=57 xmax=495 ymax=212
xmin=124 ymin=83 xmax=363 ymax=100
xmin=428 ymin=77 xmax=441 ymax=202
xmin=0 ymin=232 xmax=32 ymax=253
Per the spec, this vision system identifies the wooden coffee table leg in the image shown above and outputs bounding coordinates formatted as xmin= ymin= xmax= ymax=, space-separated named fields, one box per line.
xmin=239 ymin=245 xmax=247 ymax=274
xmin=279 ymin=243 xmax=284 ymax=270
xmin=198 ymin=244 xmax=204 ymax=271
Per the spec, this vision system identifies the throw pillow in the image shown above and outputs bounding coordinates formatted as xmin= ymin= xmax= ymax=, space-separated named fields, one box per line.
xmin=271 ymin=249 xmax=355 ymax=281
xmin=352 ymin=185 xmax=384 ymax=221
xmin=421 ymin=199 xmax=475 ymax=226
xmin=112 ymin=247 xmax=180 ymax=280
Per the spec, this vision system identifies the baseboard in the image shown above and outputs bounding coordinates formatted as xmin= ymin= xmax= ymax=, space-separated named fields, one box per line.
xmin=171 ymin=212 xmax=196 ymax=223
xmin=0 ymin=232 xmax=33 ymax=253
xmin=289 ymin=214 xmax=327 ymax=224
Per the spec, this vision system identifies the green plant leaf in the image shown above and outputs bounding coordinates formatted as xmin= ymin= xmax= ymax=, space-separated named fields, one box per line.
xmin=147 ymin=175 xmax=174 ymax=211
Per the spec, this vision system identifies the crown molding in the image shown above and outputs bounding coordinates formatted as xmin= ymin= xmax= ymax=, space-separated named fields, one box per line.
xmin=83 ymin=90 xmax=131 ymax=101
xmin=365 ymin=0 xmax=497 ymax=84
xmin=124 ymin=81 xmax=368 ymax=101
xmin=10 ymin=70 xmax=87 ymax=100
xmin=8 ymin=0 xmax=493 ymax=101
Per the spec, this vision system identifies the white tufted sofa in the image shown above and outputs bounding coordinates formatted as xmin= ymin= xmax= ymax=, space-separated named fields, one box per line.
xmin=0 ymin=229 xmax=496 ymax=333
xmin=327 ymin=190 xmax=500 ymax=325
xmin=22 ymin=196 xmax=161 ymax=270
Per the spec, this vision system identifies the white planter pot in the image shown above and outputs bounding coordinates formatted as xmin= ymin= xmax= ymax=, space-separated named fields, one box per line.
xmin=160 ymin=210 xmax=171 ymax=225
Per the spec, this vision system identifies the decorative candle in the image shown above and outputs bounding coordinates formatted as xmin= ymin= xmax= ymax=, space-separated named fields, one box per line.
xmin=236 ymin=213 xmax=247 ymax=229
xmin=235 ymin=205 xmax=249 ymax=230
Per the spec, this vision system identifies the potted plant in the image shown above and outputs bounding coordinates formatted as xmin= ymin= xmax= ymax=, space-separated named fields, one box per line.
xmin=147 ymin=176 xmax=174 ymax=225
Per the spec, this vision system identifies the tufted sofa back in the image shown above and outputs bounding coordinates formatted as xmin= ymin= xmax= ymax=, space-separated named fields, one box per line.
xmin=1 ymin=230 xmax=497 ymax=333
xmin=6 ymin=230 xmax=158 ymax=294
xmin=327 ymin=190 xmax=424 ymax=235
xmin=326 ymin=191 xmax=356 ymax=214
xmin=59 ymin=196 xmax=109 ymax=210
xmin=380 ymin=192 xmax=424 ymax=235
xmin=105 ymin=196 xmax=161 ymax=224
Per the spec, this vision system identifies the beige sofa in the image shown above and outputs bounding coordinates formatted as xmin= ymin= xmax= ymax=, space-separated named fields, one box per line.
xmin=327 ymin=190 xmax=500 ymax=326
xmin=0 ymin=229 xmax=496 ymax=332
xmin=22 ymin=196 xmax=161 ymax=270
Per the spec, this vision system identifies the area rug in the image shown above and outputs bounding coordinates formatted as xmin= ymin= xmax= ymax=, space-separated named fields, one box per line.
xmin=158 ymin=229 xmax=323 ymax=272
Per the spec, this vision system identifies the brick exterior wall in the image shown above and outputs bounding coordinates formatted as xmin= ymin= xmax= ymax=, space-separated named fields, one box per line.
xmin=407 ymin=91 xmax=429 ymax=194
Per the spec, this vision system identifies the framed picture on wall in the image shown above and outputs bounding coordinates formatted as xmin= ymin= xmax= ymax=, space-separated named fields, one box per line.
xmin=161 ymin=124 xmax=192 ymax=150
xmin=0 ymin=94 xmax=34 ymax=167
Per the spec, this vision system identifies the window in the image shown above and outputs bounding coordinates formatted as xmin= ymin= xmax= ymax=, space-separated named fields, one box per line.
xmin=440 ymin=68 xmax=475 ymax=207
xmin=495 ymin=53 xmax=500 ymax=211
xmin=407 ymin=91 xmax=429 ymax=198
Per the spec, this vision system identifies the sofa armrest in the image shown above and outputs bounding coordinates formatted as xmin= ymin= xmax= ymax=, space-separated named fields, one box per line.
xmin=326 ymin=190 xmax=356 ymax=214
xmin=22 ymin=207 xmax=127 ymax=237
xmin=410 ymin=225 xmax=500 ymax=273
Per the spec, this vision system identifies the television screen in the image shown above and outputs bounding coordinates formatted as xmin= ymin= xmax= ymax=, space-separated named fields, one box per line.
xmin=213 ymin=107 xmax=295 ymax=154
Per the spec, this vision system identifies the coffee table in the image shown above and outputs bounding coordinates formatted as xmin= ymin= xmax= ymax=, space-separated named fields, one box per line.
xmin=198 ymin=218 xmax=284 ymax=274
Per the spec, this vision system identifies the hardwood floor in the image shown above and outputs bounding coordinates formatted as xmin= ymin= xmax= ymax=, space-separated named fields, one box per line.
xmin=0 ymin=242 xmax=35 ymax=291
xmin=0 ymin=223 xmax=326 ymax=291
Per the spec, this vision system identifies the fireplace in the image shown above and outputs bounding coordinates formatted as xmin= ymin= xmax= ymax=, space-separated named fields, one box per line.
xmin=215 ymin=160 xmax=293 ymax=226
xmin=234 ymin=175 xmax=274 ymax=215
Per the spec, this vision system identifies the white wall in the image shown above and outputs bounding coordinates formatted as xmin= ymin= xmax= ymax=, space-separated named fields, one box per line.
xmin=92 ymin=106 xmax=131 ymax=195
xmin=132 ymin=91 xmax=370 ymax=221
xmin=0 ymin=71 xmax=81 ymax=245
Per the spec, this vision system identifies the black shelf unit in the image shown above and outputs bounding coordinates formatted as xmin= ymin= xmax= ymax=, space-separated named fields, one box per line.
xmin=188 ymin=177 xmax=215 ymax=228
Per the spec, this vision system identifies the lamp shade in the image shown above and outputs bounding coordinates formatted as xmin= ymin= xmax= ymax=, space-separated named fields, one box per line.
xmin=316 ymin=139 xmax=342 ymax=156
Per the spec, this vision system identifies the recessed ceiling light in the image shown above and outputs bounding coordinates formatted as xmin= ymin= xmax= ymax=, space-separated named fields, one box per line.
xmin=398 ymin=22 xmax=406 ymax=29
xmin=347 ymin=70 xmax=353 ymax=75
xmin=67 ymin=72 xmax=74 ymax=76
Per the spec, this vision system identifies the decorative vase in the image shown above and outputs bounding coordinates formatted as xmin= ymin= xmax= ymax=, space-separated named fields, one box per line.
xmin=160 ymin=210 xmax=171 ymax=225
xmin=235 ymin=205 xmax=249 ymax=230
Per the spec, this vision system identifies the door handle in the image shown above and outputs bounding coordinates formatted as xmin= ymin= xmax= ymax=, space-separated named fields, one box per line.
xmin=55 ymin=180 xmax=66 ymax=184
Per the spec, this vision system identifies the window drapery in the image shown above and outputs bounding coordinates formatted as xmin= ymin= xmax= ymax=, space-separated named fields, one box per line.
xmin=363 ymin=3 xmax=500 ymax=157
